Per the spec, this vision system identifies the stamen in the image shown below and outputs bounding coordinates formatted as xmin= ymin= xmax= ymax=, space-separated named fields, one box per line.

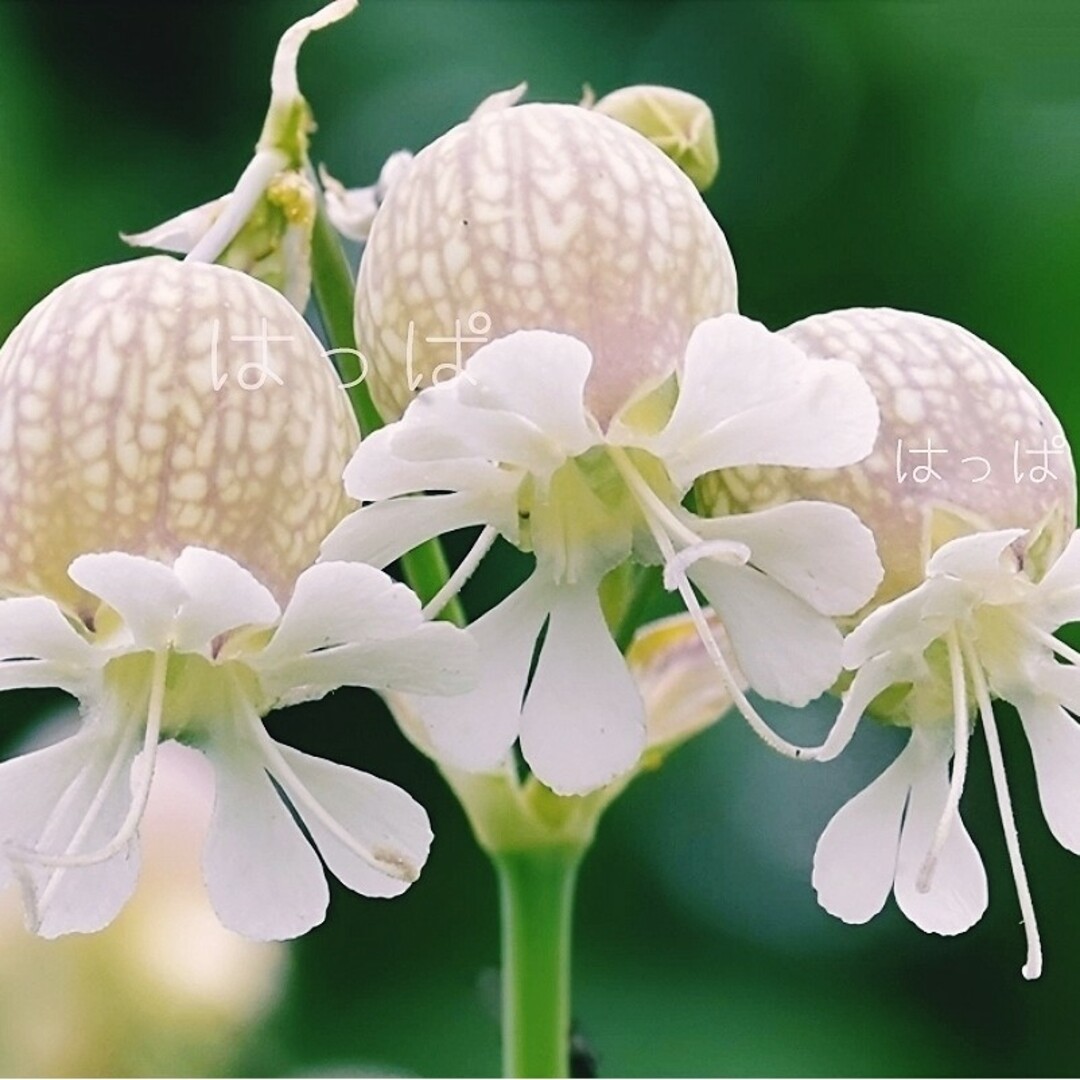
xmin=608 ymin=447 xmax=702 ymax=548
xmin=422 ymin=525 xmax=498 ymax=620
xmin=608 ymin=448 xmax=826 ymax=761
xmin=235 ymin=679 xmax=418 ymax=883
xmin=962 ymin=636 xmax=1043 ymax=980
xmin=9 ymin=650 xmax=169 ymax=925
xmin=662 ymin=538 xmax=751 ymax=589
xmin=1025 ymin=620 xmax=1080 ymax=669
xmin=269 ymin=0 xmax=357 ymax=102
xmin=12 ymin=651 xmax=168 ymax=875
xmin=916 ymin=629 xmax=971 ymax=893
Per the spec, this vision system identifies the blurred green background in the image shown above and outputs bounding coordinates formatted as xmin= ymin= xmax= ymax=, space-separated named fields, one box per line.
xmin=3 ymin=0 xmax=1080 ymax=1075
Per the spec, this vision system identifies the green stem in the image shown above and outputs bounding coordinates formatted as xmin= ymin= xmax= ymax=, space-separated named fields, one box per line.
xmin=310 ymin=201 xmax=383 ymax=437
xmin=309 ymin=198 xmax=465 ymax=626
xmin=494 ymin=847 xmax=583 ymax=1078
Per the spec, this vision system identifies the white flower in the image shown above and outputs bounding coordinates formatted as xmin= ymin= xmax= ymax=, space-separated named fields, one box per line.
xmin=125 ymin=0 xmax=358 ymax=308
xmin=323 ymin=314 xmax=883 ymax=795
xmin=813 ymin=527 xmax=1080 ymax=979
xmin=0 ymin=547 xmax=476 ymax=941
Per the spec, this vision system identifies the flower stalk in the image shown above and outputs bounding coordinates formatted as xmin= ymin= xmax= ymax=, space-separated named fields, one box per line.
xmin=495 ymin=846 xmax=584 ymax=1079
xmin=308 ymin=196 xmax=465 ymax=625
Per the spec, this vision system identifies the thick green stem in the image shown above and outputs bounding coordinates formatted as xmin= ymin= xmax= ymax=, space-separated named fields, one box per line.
xmin=494 ymin=847 xmax=583 ymax=1079
xmin=309 ymin=198 xmax=465 ymax=625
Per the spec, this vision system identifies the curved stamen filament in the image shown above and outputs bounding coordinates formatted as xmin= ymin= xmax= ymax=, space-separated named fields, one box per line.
xmin=1025 ymin=621 xmax=1080 ymax=669
xmin=422 ymin=525 xmax=498 ymax=620
xmin=917 ymin=628 xmax=972 ymax=893
xmin=13 ymin=650 xmax=168 ymax=875
xmin=235 ymin=678 xmax=417 ymax=883
xmin=961 ymin=635 xmax=1043 ymax=980
xmin=9 ymin=650 xmax=169 ymax=926
xmin=608 ymin=447 xmax=826 ymax=761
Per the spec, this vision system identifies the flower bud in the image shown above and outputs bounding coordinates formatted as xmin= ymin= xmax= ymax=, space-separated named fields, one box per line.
xmin=699 ymin=308 xmax=1075 ymax=607
xmin=0 ymin=255 xmax=358 ymax=612
xmin=356 ymin=100 xmax=737 ymax=426
xmin=591 ymin=84 xmax=720 ymax=192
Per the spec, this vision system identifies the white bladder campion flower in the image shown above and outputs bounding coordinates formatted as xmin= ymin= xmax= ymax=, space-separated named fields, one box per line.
xmin=0 ymin=256 xmax=476 ymax=939
xmin=125 ymin=0 xmax=358 ymax=309
xmin=323 ymin=314 xmax=884 ymax=795
xmin=351 ymin=90 xmax=739 ymax=425
xmin=705 ymin=308 xmax=1077 ymax=978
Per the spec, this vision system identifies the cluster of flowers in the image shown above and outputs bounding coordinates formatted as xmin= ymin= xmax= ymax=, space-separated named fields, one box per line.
xmin=0 ymin=0 xmax=1077 ymax=980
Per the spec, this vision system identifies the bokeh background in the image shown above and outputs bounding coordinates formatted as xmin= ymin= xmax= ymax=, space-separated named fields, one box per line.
xmin=2 ymin=0 xmax=1080 ymax=1075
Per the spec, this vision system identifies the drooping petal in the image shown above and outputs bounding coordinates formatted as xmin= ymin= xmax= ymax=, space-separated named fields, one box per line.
xmin=201 ymin=734 xmax=328 ymax=940
xmin=812 ymin=737 xmax=917 ymax=924
xmin=819 ymin=649 xmax=926 ymax=762
xmin=171 ymin=548 xmax=281 ymax=653
xmin=272 ymin=744 xmax=432 ymax=898
xmin=1014 ymin=692 xmax=1080 ymax=854
xmin=696 ymin=501 xmax=883 ymax=616
xmin=320 ymin=491 xmax=505 ymax=568
xmin=0 ymin=725 xmax=141 ymax=938
xmin=68 ymin=553 xmax=186 ymax=649
xmin=635 ymin=314 xmax=878 ymax=486
xmin=410 ymin=574 xmax=553 ymax=773
xmin=122 ymin=194 xmax=229 ymax=254
xmin=689 ymin=561 xmax=844 ymax=706
xmin=519 ymin=581 xmax=646 ymax=795
xmin=894 ymin=730 xmax=987 ymax=934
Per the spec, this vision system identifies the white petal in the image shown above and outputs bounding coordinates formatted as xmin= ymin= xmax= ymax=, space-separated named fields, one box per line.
xmin=470 ymin=82 xmax=527 ymax=118
xmin=343 ymin=424 xmax=508 ymax=502
xmin=641 ymin=314 xmax=878 ymax=486
xmin=449 ymin=331 xmax=598 ymax=454
xmin=411 ymin=574 xmax=553 ymax=773
xmin=843 ymin=577 xmax=969 ymax=670
xmin=273 ymin=744 xmax=432 ymax=898
xmin=202 ymin=735 xmax=328 ymax=940
xmin=69 ymin=552 xmax=186 ymax=648
xmin=0 ymin=660 xmax=95 ymax=696
xmin=820 ymin=650 xmax=925 ymax=762
xmin=690 ymin=561 xmax=843 ymax=706
xmin=894 ymin=731 xmax=987 ymax=935
xmin=519 ymin=582 xmax=646 ymax=795
xmin=1029 ymin=530 xmax=1080 ymax=629
xmin=926 ymin=528 xmax=1026 ymax=585
xmin=257 ymin=621 xmax=478 ymax=702
xmin=122 ymin=195 xmax=229 ymax=254
xmin=262 ymin=562 xmax=430 ymax=660
xmin=697 ymin=502 xmax=883 ymax=616
xmin=320 ymin=167 xmax=379 ymax=242
xmin=0 ymin=727 xmax=141 ymax=937
xmin=1014 ymin=692 xmax=1080 ymax=854
xmin=171 ymin=548 xmax=280 ymax=653
xmin=813 ymin=737 xmax=917 ymax=924
xmin=320 ymin=491 xmax=502 ymax=568
xmin=0 ymin=596 xmax=97 ymax=665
